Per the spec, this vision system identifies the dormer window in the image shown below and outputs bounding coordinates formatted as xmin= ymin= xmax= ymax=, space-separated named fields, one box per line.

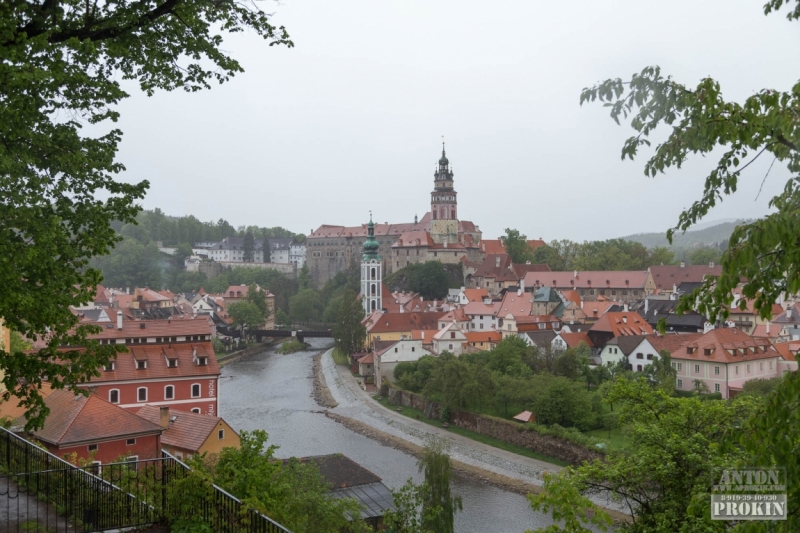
xmin=197 ymin=356 xmax=208 ymax=366
xmin=136 ymin=360 xmax=147 ymax=370
xmin=167 ymin=358 xmax=178 ymax=368
xmin=686 ymin=347 xmax=695 ymax=354
xmin=103 ymin=362 xmax=115 ymax=371
xmin=703 ymin=348 xmax=713 ymax=356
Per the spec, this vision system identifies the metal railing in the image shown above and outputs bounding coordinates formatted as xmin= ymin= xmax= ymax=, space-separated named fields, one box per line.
xmin=0 ymin=427 xmax=291 ymax=533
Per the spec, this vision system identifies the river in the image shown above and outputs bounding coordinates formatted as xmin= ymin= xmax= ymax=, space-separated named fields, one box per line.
xmin=218 ymin=338 xmax=557 ymax=532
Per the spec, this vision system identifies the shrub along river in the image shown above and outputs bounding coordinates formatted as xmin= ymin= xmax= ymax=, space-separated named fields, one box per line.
xmin=218 ymin=338 xmax=559 ymax=532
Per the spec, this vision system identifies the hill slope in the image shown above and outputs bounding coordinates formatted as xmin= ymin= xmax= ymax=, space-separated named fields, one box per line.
xmin=622 ymin=220 xmax=747 ymax=251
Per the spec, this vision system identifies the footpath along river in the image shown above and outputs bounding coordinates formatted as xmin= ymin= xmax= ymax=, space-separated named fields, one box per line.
xmin=218 ymin=338 xmax=558 ymax=532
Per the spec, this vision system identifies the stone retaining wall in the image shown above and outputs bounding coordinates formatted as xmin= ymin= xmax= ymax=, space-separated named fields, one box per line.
xmin=386 ymin=388 xmax=602 ymax=465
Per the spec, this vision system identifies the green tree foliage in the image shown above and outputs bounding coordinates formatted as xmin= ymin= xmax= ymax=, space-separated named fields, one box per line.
xmin=529 ymin=378 xmax=760 ymax=532
xmin=90 ymin=238 xmax=164 ymax=289
xmin=332 ymin=290 xmax=366 ymax=357
xmin=227 ymin=301 xmax=264 ymax=335
xmin=384 ymin=261 xmax=461 ymax=300
xmin=423 ymin=352 xmax=496 ymax=411
xmin=502 ymin=228 xmax=535 ymax=264
xmin=207 ymin=267 xmax=297 ymax=313
xmin=740 ymin=376 xmax=784 ymax=397
xmin=275 ymin=309 xmax=290 ymax=327
xmin=532 ymin=376 xmax=596 ymax=430
xmin=383 ymin=479 xmax=443 ymax=533
xmin=532 ymin=239 xmax=675 ymax=271
xmin=200 ymin=430 xmax=369 ymax=533
xmin=245 ymin=284 xmax=271 ymax=321
xmin=394 ymin=356 xmax=437 ymax=392
xmin=173 ymin=243 xmax=194 ymax=262
xmin=687 ymin=247 xmax=721 ymax=266
xmin=417 ymin=439 xmax=463 ymax=533
xmin=642 ymin=350 xmax=677 ymax=395
xmin=298 ymin=264 xmax=312 ymax=290
xmin=0 ymin=1 xmax=292 ymax=427
xmin=242 ymin=231 xmax=255 ymax=262
xmin=289 ymin=289 xmax=322 ymax=324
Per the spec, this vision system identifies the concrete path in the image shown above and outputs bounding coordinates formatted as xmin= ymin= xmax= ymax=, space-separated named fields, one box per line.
xmin=321 ymin=349 xmax=563 ymax=488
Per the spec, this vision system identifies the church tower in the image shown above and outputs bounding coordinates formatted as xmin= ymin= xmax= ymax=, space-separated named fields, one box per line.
xmin=361 ymin=215 xmax=382 ymax=315
xmin=430 ymin=143 xmax=459 ymax=245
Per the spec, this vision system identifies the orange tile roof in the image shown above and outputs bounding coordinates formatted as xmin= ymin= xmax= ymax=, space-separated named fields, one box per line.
xmin=21 ymin=390 xmax=162 ymax=446
xmin=582 ymin=300 xmax=617 ymax=319
xmin=463 ymin=289 xmax=489 ymax=302
xmin=366 ymin=313 xmax=444 ymax=334
xmin=560 ymin=332 xmax=594 ymax=348
xmin=87 ymin=317 xmax=213 ymax=340
xmin=137 ymin=406 xmax=232 ymax=453
xmin=0 ymin=383 xmax=54 ymax=422
xmin=357 ymin=353 xmax=375 ymax=364
xmin=561 ymin=290 xmax=582 ymax=305
xmin=465 ymin=331 xmax=501 ymax=343
xmin=439 ymin=308 xmax=469 ymax=323
xmin=591 ymin=312 xmax=655 ymax=337
xmin=480 ymin=239 xmax=546 ymax=255
xmin=751 ymin=324 xmax=781 ymax=339
xmin=771 ymin=342 xmax=796 ymax=361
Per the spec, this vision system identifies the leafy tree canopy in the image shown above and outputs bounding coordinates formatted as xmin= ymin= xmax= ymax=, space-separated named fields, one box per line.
xmin=0 ymin=0 xmax=291 ymax=428
xmin=502 ymin=228 xmax=535 ymax=264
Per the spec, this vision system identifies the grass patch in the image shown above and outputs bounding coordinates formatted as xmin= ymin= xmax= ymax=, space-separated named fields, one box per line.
xmin=584 ymin=427 xmax=630 ymax=451
xmin=373 ymin=395 xmax=569 ymax=467
xmin=332 ymin=347 xmax=349 ymax=365
xmin=276 ymin=339 xmax=306 ymax=354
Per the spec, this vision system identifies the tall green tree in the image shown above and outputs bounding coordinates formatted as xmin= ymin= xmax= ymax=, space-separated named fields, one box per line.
xmin=332 ymin=290 xmax=366 ymax=356
xmin=289 ymin=289 xmax=321 ymax=325
xmin=0 ymin=1 xmax=291 ymax=428
xmin=245 ymin=284 xmax=271 ymax=322
xmin=298 ymin=264 xmax=312 ymax=290
xmin=502 ymin=228 xmax=535 ymax=264
xmin=418 ymin=439 xmax=463 ymax=533
xmin=227 ymin=301 xmax=264 ymax=337
xmin=383 ymin=479 xmax=443 ymax=533
xmin=242 ymin=231 xmax=255 ymax=262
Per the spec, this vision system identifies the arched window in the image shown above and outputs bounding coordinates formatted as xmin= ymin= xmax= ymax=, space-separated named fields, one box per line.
xmin=191 ymin=383 xmax=201 ymax=398
xmin=440 ymin=207 xmax=445 ymax=219
xmin=109 ymin=389 xmax=120 ymax=404
xmin=371 ymin=283 xmax=376 ymax=295
xmin=371 ymin=267 xmax=376 ymax=280
xmin=371 ymin=300 xmax=376 ymax=310
xmin=164 ymin=385 xmax=175 ymax=400
xmin=432 ymin=209 xmax=437 ymax=220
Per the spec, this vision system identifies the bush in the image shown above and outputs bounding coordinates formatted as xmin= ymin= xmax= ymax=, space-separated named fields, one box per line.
xmin=277 ymin=339 xmax=306 ymax=354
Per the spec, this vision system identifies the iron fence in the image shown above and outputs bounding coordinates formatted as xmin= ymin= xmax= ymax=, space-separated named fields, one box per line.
xmin=0 ymin=427 xmax=291 ymax=533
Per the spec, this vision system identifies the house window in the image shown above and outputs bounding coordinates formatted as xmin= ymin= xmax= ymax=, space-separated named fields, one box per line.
xmin=104 ymin=362 xmax=115 ymax=371
xmin=136 ymin=360 xmax=146 ymax=370
xmin=637 ymin=364 xmax=642 ymax=371
xmin=746 ymin=364 xmax=751 ymax=373
xmin=623 ymin=290 xmax=628 ymax=295
xmin=191 ymin=384 xmax=201 ymax=398
xmin=760 ymin=363 xmax=763 ymax=371
xmin=677 ymin=379 xmax=683 ymax=388
xmin=590 ymin=290 xmax=595 ymax=295
xmin=636 ymin=353 xmax=643 ymax=359
xmin=448 ymin=344 xmax=453 ymax=350
xmin=735 ymin=366 xmax=739 ymax=375
xmin=191 ymin=408 xmax=201 ymax=414
xmin=450 ymin=332 xmax=455 ymax=339
xmin=671 ymin=362 xmax=676 ymax=369
xmin=770 ymin=361 xmax=773 ymax=369
xmin=714 ymin=366 xmax=720 ymax=375
xmin=88 ymin=444 xmax=98 ymax=452
xmin=677 ymin=362 xmax=682 ymax=371
xmin=137 ymin=387 xmax=147 ymax=402
xmin=109 ymin=390 xmax=120 ymax=404
xmin=694 ymin=364 xmax=700 ymax=373
xmin=411 ymin=347 xmax=415 ymax=352
xmin=197 ymin=356 xmax=208 ymax=366
xmin=646 ymin=354 xmax=654 ymax=360
xmin=715 ymin=383 xmax=720 ymax=393
xmin=218 ymin=429 xmax=225 ymax=440
xmin=167 ymin=358 xmax=178 ymax=368
xmin=633 ymin=290 xmax=639 ymax=295
xmin=165 ymin=385 xmax=175 ymax=400
xmin=394 ymin=348 xmax=398 ymax=353
xmin=126 ymin=439 xmax=136 ymax=446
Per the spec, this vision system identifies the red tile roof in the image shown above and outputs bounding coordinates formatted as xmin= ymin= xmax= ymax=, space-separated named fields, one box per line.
xmin=648 ymin=264 xmax=722 ymax=291
xmin=480 ymin=239 xmax=546 ymax=255
xmin=668 ymin=328 xmax=779 ymax=363
xmin=561 ymin=290 xmax=582 ymax=305
xmin=560 ymin=332 xmax=594 ymax=348
xmin=136 ymin=405 xmax=232 ymax=453
xmin=771 ymin=342 xmax=796 ymax=362
xmin=21 ymin=390 xmax=162 ymax=446
xmin=357 ymin=353 xmax=375 ymax=364
xmin=393 ymin=231 xmax=435 ymax=248
xmin=0 ymin=383 xmax=55 ymax=422
xmin=88 ymin=342 xmax=219 ymax=383
xmin=497 ymin=291 xmax=533 ymax=317
xmin=87 ymin=318 xmax=213 ymax=341
xmin=524 ymin=271 xmax=650 ymax=290
xmin=648 ymin=333 xmax=705 ymax=355
xmin=582 ymin=300 xmax=617 ymax=319
xmin=751 ymin=324 xmax=781 ymax=339
xmin=463 ymin=289 xmax=489 ymax=302
xmin=465 ymin=331 xmax=501 ymax=343
xmin=366 ymin=313 xmax=444 ymax=334
xmin=591 ymin=312 xmax=655 ymax=337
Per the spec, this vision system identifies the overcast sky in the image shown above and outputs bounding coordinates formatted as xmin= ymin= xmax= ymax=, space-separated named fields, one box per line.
xmin=111 ymin=0 xmax=800 ymax=242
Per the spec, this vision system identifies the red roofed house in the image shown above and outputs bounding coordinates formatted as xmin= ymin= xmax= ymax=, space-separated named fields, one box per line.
xmin=662 ymin=328 xmax=785 ymax=398
xmin=464 ymin=331 xmax=501 ymax=351
xmin=15 ymin=390 xmax=163 ymax=465
xmin=364 ymin=312 xmax=444 ymax=345
xmin=83 ymin=316 xmax=220 ymax=416
xmin=432 ymin=322 xmax=469 ymax=356
xmin=588 ymin=312 xmax=655 ymax=349
xmin=648 ymin=261 xmax=722 ymax=296
xmin=136 ymin=405 xmax=240 ymax=461
xmin=523 ymin=271 xmax=655 ymax=305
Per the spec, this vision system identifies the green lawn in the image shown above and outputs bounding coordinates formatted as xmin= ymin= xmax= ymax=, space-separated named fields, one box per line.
xmin=331 ymin=347 xmax=349 ymax=365
xmin=372 ymin=395 xmax=569 ymax=467
xmin=584 ymin=427 xmax=630 ymax=451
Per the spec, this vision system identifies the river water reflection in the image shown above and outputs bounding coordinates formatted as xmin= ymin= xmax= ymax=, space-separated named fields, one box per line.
xmin=219 ymin=339 xmax=556 ymax=533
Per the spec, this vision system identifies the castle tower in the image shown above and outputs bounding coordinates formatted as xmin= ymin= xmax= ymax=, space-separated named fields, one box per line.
xmin=430 ymin=143 xmax=459 ymax=245
xmin=361 ymin=215 xmax=382 ymax=315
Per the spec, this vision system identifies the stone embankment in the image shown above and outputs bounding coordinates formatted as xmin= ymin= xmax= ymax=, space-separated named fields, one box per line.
xmin=386 ymin=388 xmax=603 ymax=466
xmin=312 ymin=352 xmax=338 ymax=408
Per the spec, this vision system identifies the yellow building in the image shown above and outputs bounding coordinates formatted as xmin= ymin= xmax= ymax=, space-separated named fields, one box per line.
xmin=363 ymin=312 xmax=443 ymax=347
xmin=136 ymin=405 xmax=240 ymax=461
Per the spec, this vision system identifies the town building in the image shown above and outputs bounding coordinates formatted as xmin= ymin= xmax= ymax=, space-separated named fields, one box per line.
xmin=587 ymin=311 xmax=655 ymax=349
xmin=361 ymin=217 xmax=383 ymax=315
xmin=523 ymin=270 xmax=655 ymax=304
xmin=432 ymin=321 xmax=468 ymax=355
xmin=136 ymin=405 xmax=240 ymax=461
xmin=14 ymin=390 xmax=163 ymax=465
xmin=363 ymin=311 xmax=443 ymax=346
xmin=306 ymin=145 xmax=485 ymax=287
xmin=374 ymin=339 xmax=434 ymax=389
xmin=648 ymin=261 xmax=722 ymax=296
xmin=598 ymin=335 xmax=661 ymax=370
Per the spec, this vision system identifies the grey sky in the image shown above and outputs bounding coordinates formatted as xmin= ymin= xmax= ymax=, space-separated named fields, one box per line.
xmin=112 ymin=0 xmax=800 ymax=242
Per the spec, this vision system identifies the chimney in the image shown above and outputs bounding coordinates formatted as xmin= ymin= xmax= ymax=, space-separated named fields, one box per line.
xmin=709 ymin=261 xmax=715 ymax=268
xmin=766 ymin=321 xmax=770 ymax=334
xmin=421 ymin=331 xmax=424 ymax=339
xmin=160 ymin=406 xmax=170 ymax=429
xmin=574 ymin=270 xmax=577 ymax=278
xmin=644 ymin=298 xmax=649 ymax=315
xmin=117 ymin=311 xmax=123 ymax=330
xmin=623 ymin=303 xmax=629 ymax=312
xmin=520 ymin=278 xmax=525 ymax=291
xmin=580 ymin=300 xmax=584 ymax=309
xmin=126 ymin=287 xmax=130 ymax=295
xmin=680 ymin=260 xmax=685 ymax=268
xmin=495 ymin=256 xmax=501 ymax=268
xmin=622 ymin=315 xmax=627 ymax=324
